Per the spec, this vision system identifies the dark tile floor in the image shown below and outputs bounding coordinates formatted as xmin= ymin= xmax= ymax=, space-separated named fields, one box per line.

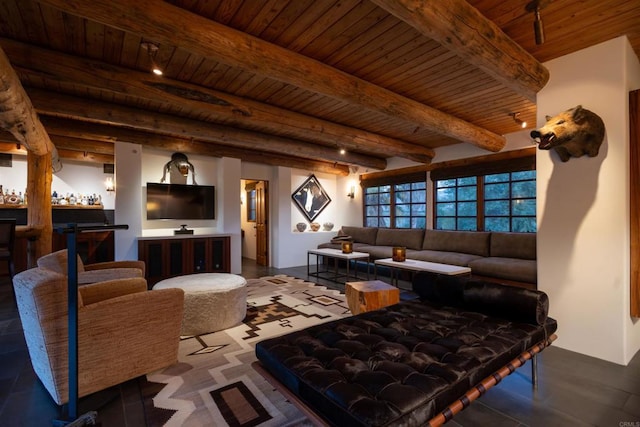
xmin=1 ymin=259 xmax=639 ymax=426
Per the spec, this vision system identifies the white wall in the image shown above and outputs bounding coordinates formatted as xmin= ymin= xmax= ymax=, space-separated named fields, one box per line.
xmin=218 ymin=157 xmax=242 ymax=273
xmin=114 ymin=142 xmax=142 ymax=261
xmin=537 ymin=36 xmax=640 ymax=365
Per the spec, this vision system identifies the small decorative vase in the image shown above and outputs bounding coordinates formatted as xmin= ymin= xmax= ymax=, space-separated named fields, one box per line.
xmin=323 ymin=222 xmax=334 ymax=231
xmin=341 ymin=242 xmax=353 ymax=254
xmin=310 ymin=222 xmax=321 ymax=232
xmin=296 ymin=222 xmax=307 ymax=232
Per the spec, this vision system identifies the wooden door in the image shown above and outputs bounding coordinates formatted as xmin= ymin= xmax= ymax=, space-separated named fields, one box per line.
xmin=256 ymin=181 xmax=269 ymax=266
xmin=631 ymin=89 xmax=640 ymax=317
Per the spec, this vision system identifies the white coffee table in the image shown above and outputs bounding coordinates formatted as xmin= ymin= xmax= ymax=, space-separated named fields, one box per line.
xmin=374 ymin=258 xmax=471 ymax=286
xmin=307 ymin=248 xmax=370 ymax=284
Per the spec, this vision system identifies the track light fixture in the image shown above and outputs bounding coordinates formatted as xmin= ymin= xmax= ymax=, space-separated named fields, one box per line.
xmin=141 ymin=41 xmax=163 ymax=76
xmin=510 ymin=112 xmax=527 ymax=129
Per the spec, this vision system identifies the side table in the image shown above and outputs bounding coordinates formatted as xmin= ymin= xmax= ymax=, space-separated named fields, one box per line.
xmin=345 ymin=280 xmax=400 ymax=315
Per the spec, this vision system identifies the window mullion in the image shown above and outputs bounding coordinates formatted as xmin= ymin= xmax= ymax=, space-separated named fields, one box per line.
xmin=477 ymin=177 xmax=485 ymax=231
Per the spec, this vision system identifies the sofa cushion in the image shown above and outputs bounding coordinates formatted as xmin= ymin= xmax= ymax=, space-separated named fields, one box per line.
xmin=490 ymin=232 xmax=536 ymax=260
xmin=406 ymin=249 xmax=483 ymax=267
xmin=361 ymin=245 xmax=396 ymax=260
xmin=468 ymin=257 xmax=537 ymax=284
xmin=375 ymin=228 xmax=425 ymax=250
xmin=341 ymin=226 xmax=378 ymax=245
xmin=422 ymin=230 xmax=490 ymax=257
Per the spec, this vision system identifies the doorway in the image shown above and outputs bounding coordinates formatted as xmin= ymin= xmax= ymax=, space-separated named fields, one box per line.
xmin=241 ymin=179 xmax=269 ymax=266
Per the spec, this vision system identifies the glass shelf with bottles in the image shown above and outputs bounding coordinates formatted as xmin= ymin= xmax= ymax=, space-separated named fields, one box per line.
xmin=0 ymin=186 xmax=104 ymax=209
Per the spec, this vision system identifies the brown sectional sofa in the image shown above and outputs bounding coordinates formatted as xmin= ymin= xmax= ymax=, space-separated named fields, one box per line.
xmin=318 ymin=226 xmax=536 ymax=287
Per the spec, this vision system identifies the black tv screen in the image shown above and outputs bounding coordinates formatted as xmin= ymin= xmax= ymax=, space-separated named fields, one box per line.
xmin=146 ymin=182 xmax=215 ymax=220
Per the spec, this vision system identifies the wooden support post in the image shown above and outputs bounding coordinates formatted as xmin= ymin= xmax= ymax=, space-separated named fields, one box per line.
xmin=27 ymin=150 xmax=52 ymax=262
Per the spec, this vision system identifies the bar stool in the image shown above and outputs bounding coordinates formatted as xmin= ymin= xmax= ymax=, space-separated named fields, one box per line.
xmin=0 ymin=219 xmax=16 ymax=280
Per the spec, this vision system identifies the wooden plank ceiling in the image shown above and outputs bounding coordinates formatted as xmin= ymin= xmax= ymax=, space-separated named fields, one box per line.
xmin=0 ymin=0 xmax=639 ymax=175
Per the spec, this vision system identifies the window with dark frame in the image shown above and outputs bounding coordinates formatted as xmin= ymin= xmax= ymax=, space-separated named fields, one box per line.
xmin=360 ymin=151 xmax=535 ymax=232
xmin=363 ymin=171 xmax=427 ymax=229
xmin=432 ymin=154 xmax=536 ymax=233
xmin=246 ymin=189 xmax=256 ymax=222
xmin=245 ymin=182 xmax=257 ymax=222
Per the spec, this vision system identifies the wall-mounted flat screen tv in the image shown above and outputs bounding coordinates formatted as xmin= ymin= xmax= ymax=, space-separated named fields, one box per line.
xmin=146 ymin=182 xmax=215 ymax=220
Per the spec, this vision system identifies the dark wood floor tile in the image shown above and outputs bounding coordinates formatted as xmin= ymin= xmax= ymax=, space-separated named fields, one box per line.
xmin=542 ymin=384 xmax=637 ymax=426
xmin=541 ymin=367 xmax=631 ymax=409
xmin=622 ymin=393 xmax=640 ymax=418
xmin=450 ymin=400 xmax=522 ymax=427
xmin=477 ymin=384 xmax=592 ymax=427
xmin=0 ymin=330 xmax=26 ymax=355
xmin=0 ymin=388 xmax=61 ymax=426
xmin=542 ymin=346 xmax=640 ymax=394
xmin=0 ymin=349 xmax=29 ymax=381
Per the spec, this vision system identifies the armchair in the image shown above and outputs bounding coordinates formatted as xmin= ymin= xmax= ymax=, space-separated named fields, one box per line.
xmin=12 ymin=267 xmax=184 ymax=405
xmin=37 ymin=249 xmax=145 ymax=285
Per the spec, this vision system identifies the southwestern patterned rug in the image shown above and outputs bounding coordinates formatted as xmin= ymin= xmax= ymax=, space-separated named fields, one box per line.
xmin=141 ymin=275 xmax=351 ymax=426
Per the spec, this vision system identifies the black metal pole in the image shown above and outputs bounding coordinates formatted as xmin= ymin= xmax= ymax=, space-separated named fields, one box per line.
xmin=53 ymin=223 xmax=129 ymax=427
xmin=66 ymin=224 xmax=79 ymax=421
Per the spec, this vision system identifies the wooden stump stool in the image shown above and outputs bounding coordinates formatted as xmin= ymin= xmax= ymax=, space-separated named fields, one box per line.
xmin=345 ymin=280 xmax=400 ymax=315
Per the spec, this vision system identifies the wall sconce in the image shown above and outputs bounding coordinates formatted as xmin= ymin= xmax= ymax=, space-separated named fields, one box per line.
xmin=141 ymin=41 xmax=163 ymax=76
xmin=105 ymin=177 xmax=115 ymax=192
xmin=392 ymin=246 xmax=406 ymax=262
xmin=347 ymin=185 xmax=355 ymax=199
xmin=341 ymin=242 xmax=353 ymax=254
xmin=510 ymin=112 xmax=527 ymax=129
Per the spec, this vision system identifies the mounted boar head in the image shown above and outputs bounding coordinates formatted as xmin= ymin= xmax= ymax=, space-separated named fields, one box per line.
xmin=530 ymin=105 xmax=605 ymax=162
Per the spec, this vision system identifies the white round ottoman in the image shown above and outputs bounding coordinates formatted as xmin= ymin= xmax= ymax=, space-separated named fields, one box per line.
xmin=153 ymin=273 xmax=247 ymax=336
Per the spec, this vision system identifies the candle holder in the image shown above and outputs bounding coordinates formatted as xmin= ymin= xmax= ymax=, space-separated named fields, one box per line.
xmin=341 ymin=241 xmax=353 ymax=254
xmin=392 ymin=246 xmax=406 ymax=262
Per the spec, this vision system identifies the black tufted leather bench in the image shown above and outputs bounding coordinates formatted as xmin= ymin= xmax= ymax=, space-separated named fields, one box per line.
xmin=255 ymin=272 xmax=557 ymax=426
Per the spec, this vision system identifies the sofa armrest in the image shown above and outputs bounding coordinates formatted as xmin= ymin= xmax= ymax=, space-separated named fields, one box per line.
xmin=84 ymin=260 xmax=146 ymax=276
xmin=79 ymin=277 xmax=148 ymax=306
xmin=77 ymin=268 xmax=143 ymax=285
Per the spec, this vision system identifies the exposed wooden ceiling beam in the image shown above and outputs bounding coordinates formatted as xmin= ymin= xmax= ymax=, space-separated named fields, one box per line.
xmin=1 ymin=38 xmax=435 ymax=164
xmin=0 ymin=45 xmax=61 ymax=171
xmin=0 ymin=133 xmax=114 ymax=163
xmin=37 ymin=0 xmax=506 ymax=152
xmin=37 ymin=117 xmax=351 ymax=176
xmin=26 ymin=88 xmax=387 ymax=170
xmin=370 ymin=0 xmax=549 ymax=102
